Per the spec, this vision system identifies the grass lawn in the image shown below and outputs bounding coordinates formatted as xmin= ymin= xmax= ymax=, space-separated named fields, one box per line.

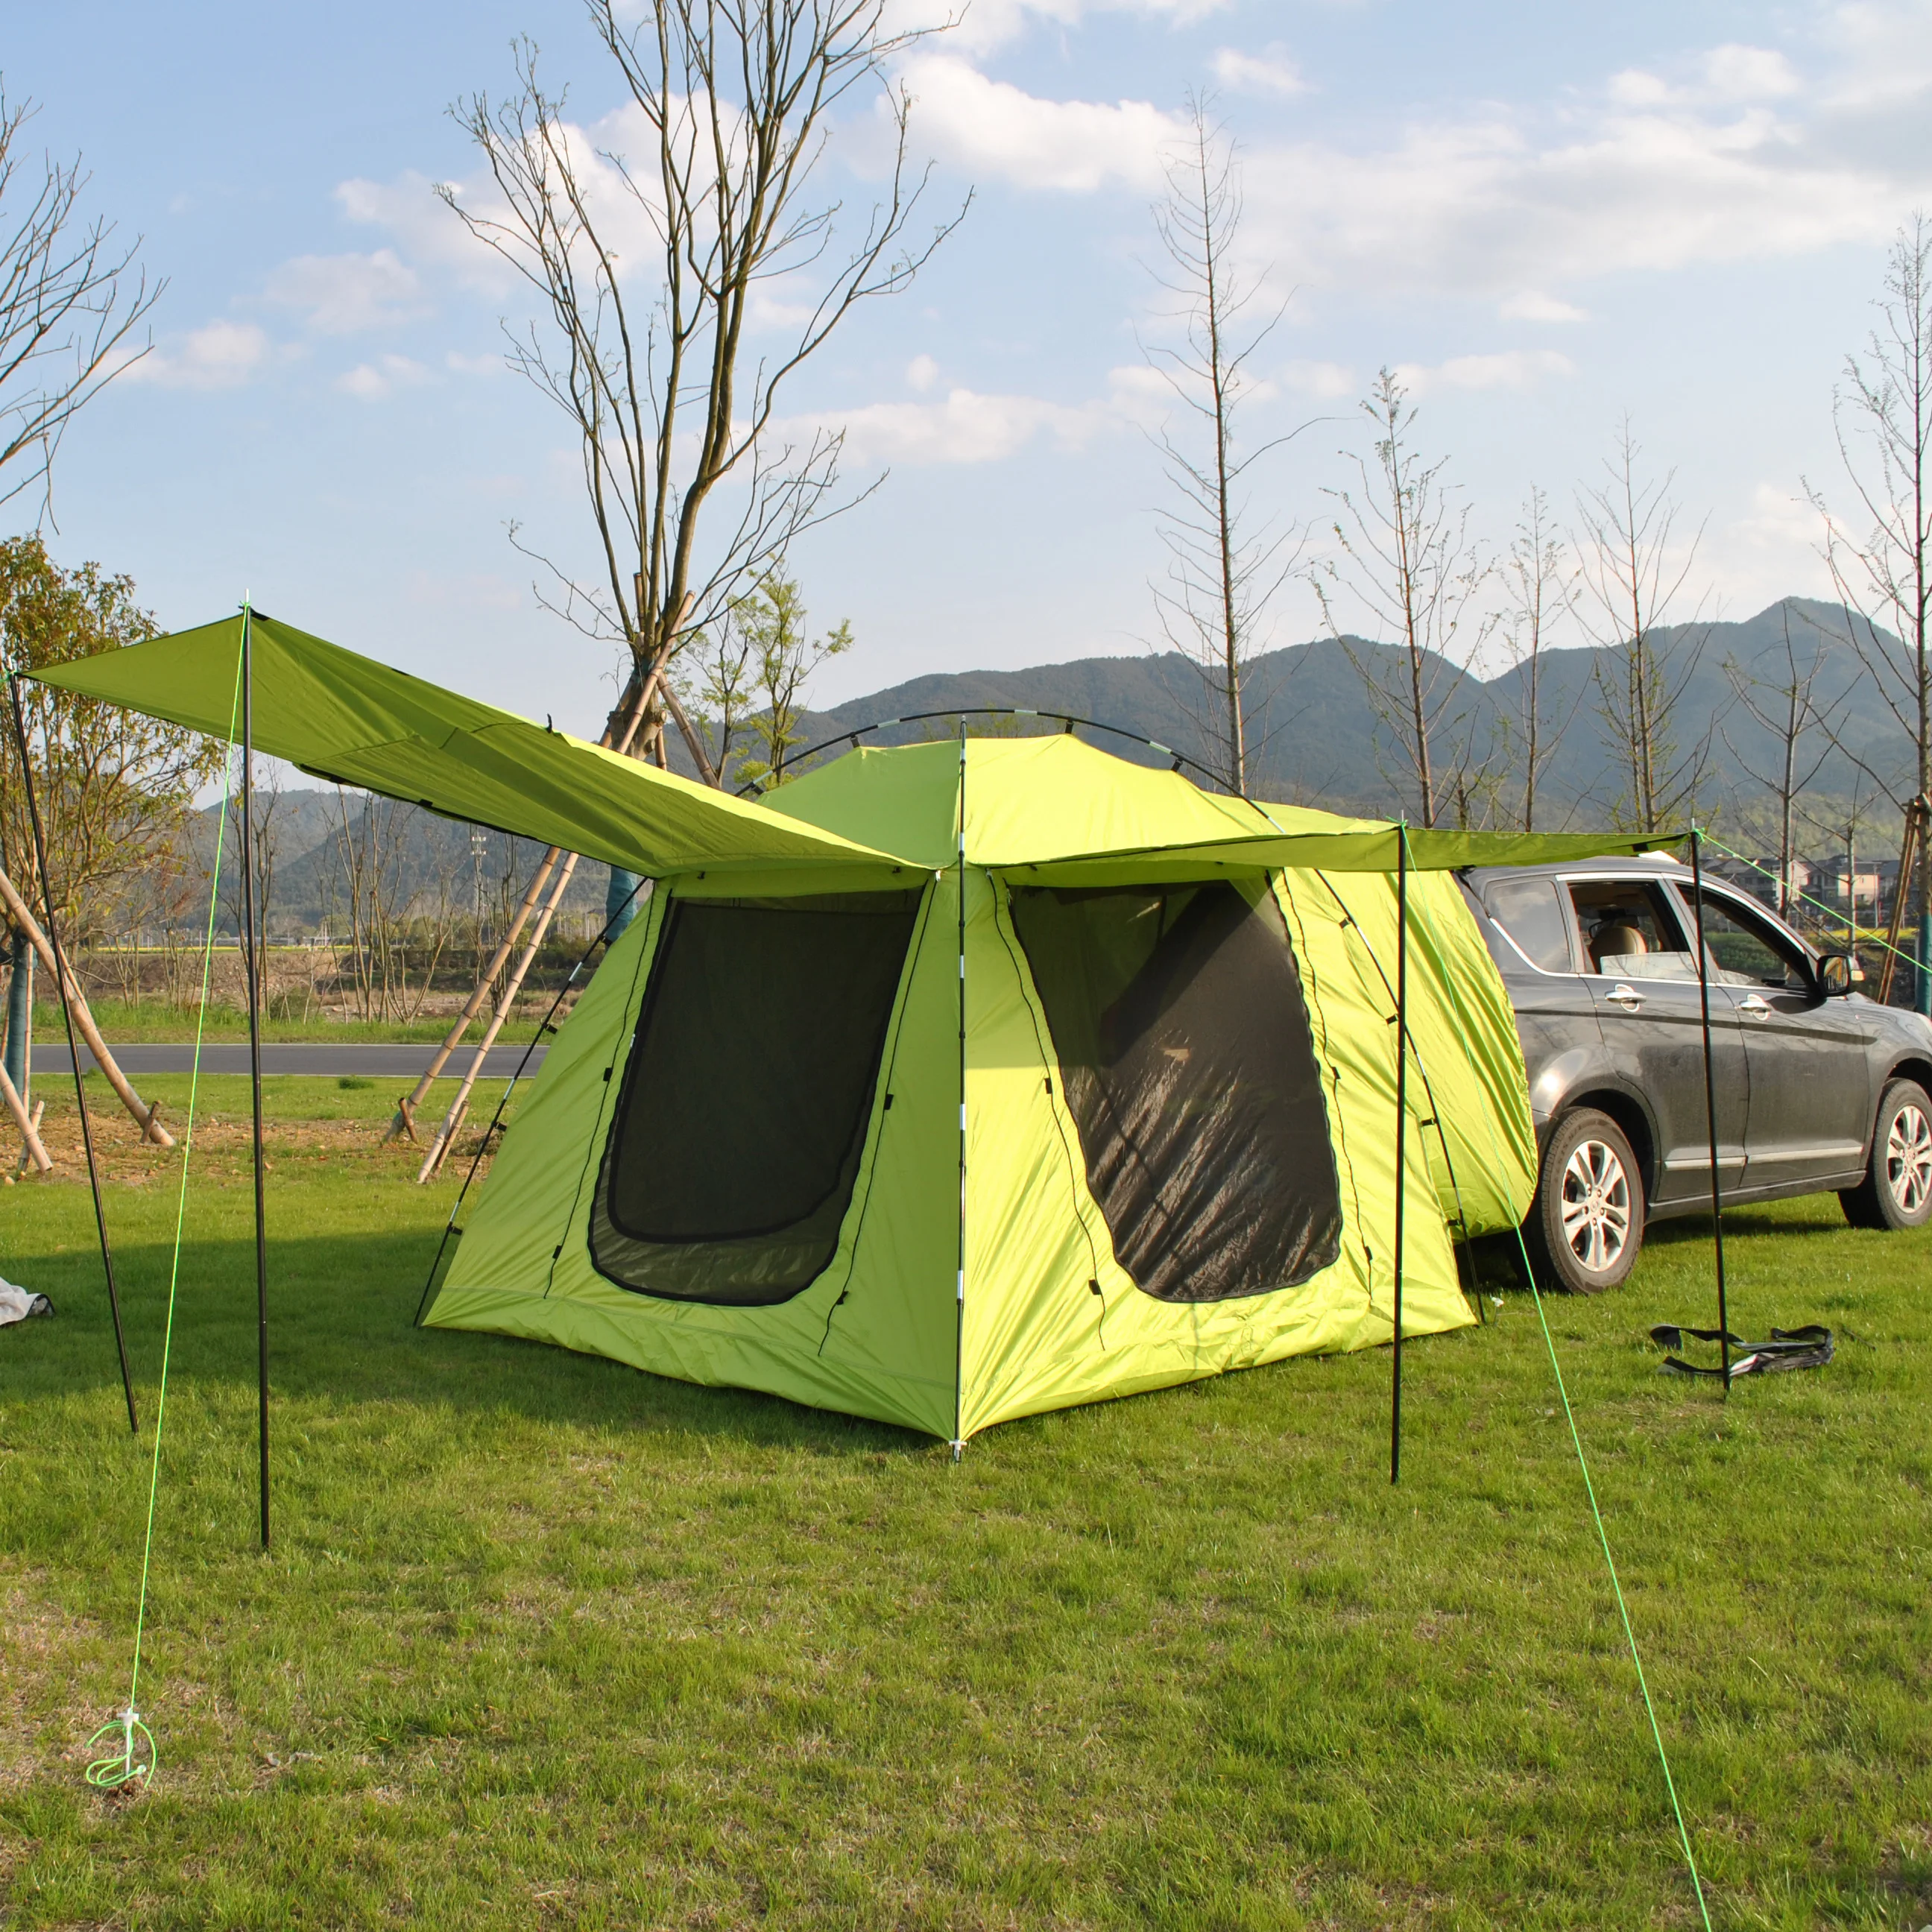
xmin=1 ymin=1076 xmax=1928 ymax=1928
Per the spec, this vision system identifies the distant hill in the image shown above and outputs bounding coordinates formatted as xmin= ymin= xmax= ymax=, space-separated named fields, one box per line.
xmin=192 ymin=596 xmax=1914 ymax=931
xmin=730 ymin=596 xmax=1906 ymax=828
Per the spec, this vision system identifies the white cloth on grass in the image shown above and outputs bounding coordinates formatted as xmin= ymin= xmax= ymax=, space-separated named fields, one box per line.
xmin=0 ymin=1278 xmax=53 ymax=1325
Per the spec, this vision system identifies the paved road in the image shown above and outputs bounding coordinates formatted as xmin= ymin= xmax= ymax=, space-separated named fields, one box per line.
xmin=31 ymin=1043 xmax=549 ymax=1079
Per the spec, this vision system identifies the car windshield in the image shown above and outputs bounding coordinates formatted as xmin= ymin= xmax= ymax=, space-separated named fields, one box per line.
xmin=1568 ymin=880 xmax=1701 ymax=980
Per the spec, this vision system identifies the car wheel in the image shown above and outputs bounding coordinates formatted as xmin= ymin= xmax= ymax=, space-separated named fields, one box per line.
xmin=1840 ymin=1079 xmax=1932 ymax=1231
xmin=1526 ymin=1108 xmax=1645 ymax=1293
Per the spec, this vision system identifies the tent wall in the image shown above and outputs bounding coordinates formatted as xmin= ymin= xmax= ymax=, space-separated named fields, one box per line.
xmin=429 ymin=874 xmax=962 ymax=1438
xmin=1285 ymin=867 xmax=1536 ymax=1239
xmin=958 ymin=870 xmax=1474 ymax=1438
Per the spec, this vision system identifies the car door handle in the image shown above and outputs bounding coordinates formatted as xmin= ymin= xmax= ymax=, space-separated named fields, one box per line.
xmin=1606 ymin=982 xmax=1644 ymax=1011
xmin=1737 ymin=994 xmax=1771 ymax=1018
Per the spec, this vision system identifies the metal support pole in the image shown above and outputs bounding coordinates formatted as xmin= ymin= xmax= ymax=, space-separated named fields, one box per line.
xmin=1391 ymin=824 xmax=1407 ymax=1486
xmin=238 ymin=605 xmax=271 ymax=1543
xmin=6 ymin=672 xmax=139 ymax=1433
xmin=1688 ymin=827 xmax=1731 ymax=1390
xmin=951 ymin=724 xmax=967 ymax=1462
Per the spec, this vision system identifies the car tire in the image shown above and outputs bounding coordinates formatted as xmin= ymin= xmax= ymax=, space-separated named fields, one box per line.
xmin=1525 ymin=1108 xmax=1645 ymax=1293
xmin=1840 ymin=1079 xmax=1932 ymax=1231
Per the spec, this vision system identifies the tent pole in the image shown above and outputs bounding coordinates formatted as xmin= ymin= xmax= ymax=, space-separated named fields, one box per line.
xmin=6 ymin=670 xmax=139 ymax=1434
xmin=1391 ymin=824 xmax=1407 ymax=1486
xmin=952 ymin=723 xmax=967 ymax=1462
xmin=238 ymin=602 xmax=271 ymax=1541
xmin=1688 ymin=827 xmax=1730 ymax=1392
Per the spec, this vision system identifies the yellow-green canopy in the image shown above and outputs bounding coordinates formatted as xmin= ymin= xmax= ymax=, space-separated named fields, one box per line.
xmin=31 ymin=610 xmax=1679 ymax=876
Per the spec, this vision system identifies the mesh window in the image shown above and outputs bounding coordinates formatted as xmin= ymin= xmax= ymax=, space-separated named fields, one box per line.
xmin=590 ymin=890 xmax=921 ymax=1306
xmin=1008 ymin=881 xmax=1342 ymax=1304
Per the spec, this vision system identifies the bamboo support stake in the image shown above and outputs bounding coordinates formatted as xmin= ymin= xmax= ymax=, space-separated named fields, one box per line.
xmin=1 ymin=1059 xmax=51 ymax=1172
xmin=0 ymin=868 xmax=173 ymax=1147
xmin=385 ymin=598 xmax=692 ymax=1143
xmin=414 ymin=847 xmax=582 ymax=1182
xmin=385 ymin=846 xmax=563 ymax=1142
xmin=1877 ymin=796 xmax=1926 ymax=1007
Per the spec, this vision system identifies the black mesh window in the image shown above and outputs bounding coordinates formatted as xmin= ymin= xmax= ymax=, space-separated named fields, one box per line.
xmin=1008 ymin=881 xmax=1342 ymax=1304
xmin=590 ymin=890 xmax=921 ymax=1305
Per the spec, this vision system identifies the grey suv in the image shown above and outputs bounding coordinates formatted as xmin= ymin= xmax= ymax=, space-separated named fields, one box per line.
xmin=1460 ymin=855 xmax=1932 ymax=1292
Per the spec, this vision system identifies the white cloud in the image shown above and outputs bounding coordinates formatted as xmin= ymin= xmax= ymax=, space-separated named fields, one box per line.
xmin=1702 ymin=44 xmax=1803 ymax=101
xmin=1392 ymin=349 xmax=1574 ymax=394
xmin=922 ymin=0 xmax=1231 ymax=59
xmin=445 ymin=350 xmax=504 ymax=376
xmin=896 ymin=54 xmax=1181 ymax=191
xmin=264 ymin=248 xmax=424 ymax=332
xmin=1211 ymin=43 xmax=1304 ymax=98
xmin=121 ymin=321 xmax=275 ymax=391
xmin=1499 ymin=291 xmax=1589 ymax=323
xmin=1280 ymin=359 xmax=1356 ymax=398
xmin=1235 ymin=80 xmax=1918 ymax=296
xmin=337 ymin=354 xmax=434 ymax=400
xmin=906 ymin=353 xmax=941 ymax=391
xmin=807 ymin=385 xmax=1108 ymax=464
xmin=892 ymin=20 xmax=1927 ymax=297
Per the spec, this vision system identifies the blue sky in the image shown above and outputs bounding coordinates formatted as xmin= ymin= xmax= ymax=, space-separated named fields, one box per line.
xmin=10 ymin=0 xmax=1932 ymax=730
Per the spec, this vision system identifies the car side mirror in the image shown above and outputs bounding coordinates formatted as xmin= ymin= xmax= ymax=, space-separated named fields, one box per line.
xmin=1817 ymin=952 xmax=1856 ymax=997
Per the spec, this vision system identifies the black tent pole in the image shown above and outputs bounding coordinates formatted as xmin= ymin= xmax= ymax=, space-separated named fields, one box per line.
xmin=1391 ymin=823 xmax=1407 ymax=1486
xmin=7 ymin=671 xmax=139 ymax=1434
xmin=238 ymin=602 xmax=271 ymax=1542
xmin=1688 ymin=826 xmax=1730 ymax=1392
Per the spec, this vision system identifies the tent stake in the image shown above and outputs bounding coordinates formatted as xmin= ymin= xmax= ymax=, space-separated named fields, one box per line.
xmin=1688 ymin=827 xmax=1730 ymax=1392
xmin=237 ymin=603 xmax=271 ymax=1542
xmin=1391 ymin=824 xmax=1408 ymax=1486
xmin=6 ymin=672 xmax=139 ymax=1434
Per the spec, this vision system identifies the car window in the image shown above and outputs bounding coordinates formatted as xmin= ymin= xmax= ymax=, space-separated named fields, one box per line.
xmin=1482 ymin=877 xmax=1576 ymax=972
xmin=1682 ymin=890 xmax=1810 ymax=990
xmin=1567 ymin=880 xmax=1701 ymax=980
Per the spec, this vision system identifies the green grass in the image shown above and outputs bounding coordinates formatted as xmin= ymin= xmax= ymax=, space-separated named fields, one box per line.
xmin=1 ymin=1085 xmax=1928 ymax=1928
xmin=30 ymin=999 xmax=544 ymax=1046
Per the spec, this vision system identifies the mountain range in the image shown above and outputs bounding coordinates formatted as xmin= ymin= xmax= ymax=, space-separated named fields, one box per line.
xmin=219 ymin=597 xmax=1914 ymax=927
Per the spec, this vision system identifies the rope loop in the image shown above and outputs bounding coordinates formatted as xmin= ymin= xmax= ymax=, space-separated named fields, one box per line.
xmin=84 ymin=1708 xmax=155 ymax=1790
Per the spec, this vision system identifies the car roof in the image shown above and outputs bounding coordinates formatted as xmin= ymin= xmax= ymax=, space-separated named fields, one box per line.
xmin=1462 ymin=852 xmax=1690 ymax=888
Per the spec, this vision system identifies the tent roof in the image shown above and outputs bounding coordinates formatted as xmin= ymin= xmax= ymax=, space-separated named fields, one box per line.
xmin=28 ymin=610 xmax=1679 ymax=877
xmin=767 ymin=735 xmax=1385 ymax=870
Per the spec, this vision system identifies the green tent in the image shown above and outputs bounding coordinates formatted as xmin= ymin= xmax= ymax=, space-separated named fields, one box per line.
xmin=37 ymin=611 xmax=1662 ymax=1443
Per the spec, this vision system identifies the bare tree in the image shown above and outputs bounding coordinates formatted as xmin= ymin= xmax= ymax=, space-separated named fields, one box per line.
xmin=1807 ymin=214 xmax=1932 ymax=1005
xmin=1720 ymin=608 xmax=1847 ymax=918
xmin=443 ymin=4 xmax=962 ymax=769
xmin=1314 ymin=369 xmax=1486 ymax=827
xmin=729 ymin=573 xmax=850 ymax=790
xmin=1142 ymin=95 xmax=1304 ymax=795
xmin=1491 ymin=486 xmax=1579 ymax=832
xmin=0 ymin=88 xmax=159 ymax=515
xmin=1573 ymin=419 xmax=1711 ymax=833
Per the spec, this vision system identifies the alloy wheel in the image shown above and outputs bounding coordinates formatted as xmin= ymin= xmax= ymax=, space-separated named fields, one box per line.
xmin=1559 ymin=1138 xmax=1632 ymax=1275
xmin=1886 ymin=1102 xmax=1932 ymax=1216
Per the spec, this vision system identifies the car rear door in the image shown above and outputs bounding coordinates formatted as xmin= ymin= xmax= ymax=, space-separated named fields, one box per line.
xmin=1668 ymin=882 xmax=1875 ymax=1188
xmin=1563 ymin=875 xmax=1749 ymax=1207
xmin=1472 ymin=874 xmax=1603 ymax=1124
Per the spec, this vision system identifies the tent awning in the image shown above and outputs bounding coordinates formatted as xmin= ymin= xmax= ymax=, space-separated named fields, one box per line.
xmin=31 ymin=612 xmax=917 ymax=883
xmin=29 ymin=611 xmax=1684 ymax=878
